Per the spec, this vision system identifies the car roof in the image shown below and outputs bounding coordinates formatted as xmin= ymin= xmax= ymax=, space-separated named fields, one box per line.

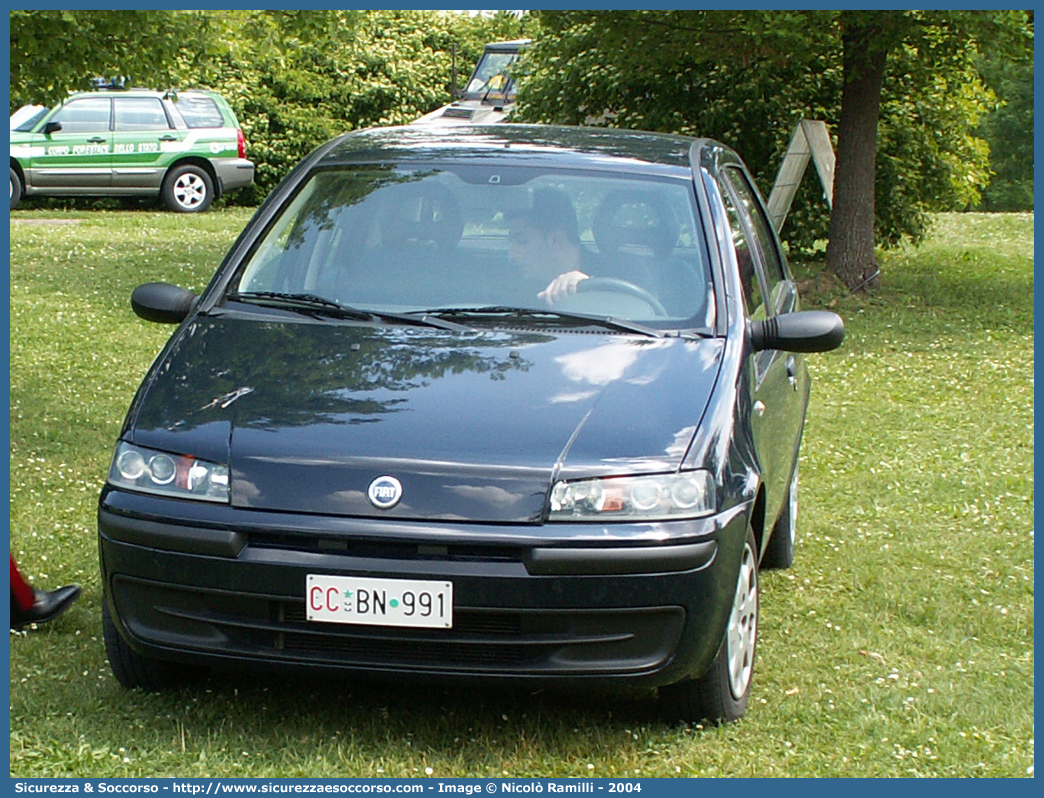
xmin=66 ymin=88 xmax=219 ymax=100
xmin=483 ymin=39 xmax=531 ymax=51
xmin=317 ymin=124 xmax=707 ymax=178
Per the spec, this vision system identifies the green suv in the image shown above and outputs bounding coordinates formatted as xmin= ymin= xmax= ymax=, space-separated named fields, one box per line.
xmin=10 ymin=88 xmax=254 ymax=212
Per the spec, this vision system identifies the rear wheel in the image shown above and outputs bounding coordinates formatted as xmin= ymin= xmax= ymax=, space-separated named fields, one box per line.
xmin=762 ymin=463 xmax=798 ymax=570
xmin=11 ymin=167 xmax=22 ymax=210
xmin=162 ymin=164 xmax=214 ymax=213
xmin=659 ymin=526 xmax=759 ymax=724
xmin=103 ymin=600 xmax=205 ymax=690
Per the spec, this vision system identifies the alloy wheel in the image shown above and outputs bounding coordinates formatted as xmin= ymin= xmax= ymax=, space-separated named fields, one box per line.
xmin=173 ymin=173 xmax=207 ymax=209
xmin=726 ymin=540 xmax=758 ymax=698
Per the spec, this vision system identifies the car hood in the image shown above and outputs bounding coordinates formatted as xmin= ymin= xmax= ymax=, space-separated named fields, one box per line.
xmin=130 ymin=315 xmax=724 ymax=523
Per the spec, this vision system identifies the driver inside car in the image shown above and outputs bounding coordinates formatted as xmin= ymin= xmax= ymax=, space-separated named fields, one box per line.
xmin=507 ymin=187 xmax=592 ymax=306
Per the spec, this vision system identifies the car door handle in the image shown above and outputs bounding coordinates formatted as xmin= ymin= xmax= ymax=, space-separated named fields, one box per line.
xmin=786 ymin=356 xmax=798 ymax=390
xmin=158 ymin=135 xmax=179 ymax=142
xmin=87 ymin=137 xmax=107 ymax=144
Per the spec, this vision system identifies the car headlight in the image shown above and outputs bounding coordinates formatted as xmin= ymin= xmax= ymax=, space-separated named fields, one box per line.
xmin=108 ymin=441 xmax=230 ymax=503
xmin=548 ymin=470 xmax=716 ymax=521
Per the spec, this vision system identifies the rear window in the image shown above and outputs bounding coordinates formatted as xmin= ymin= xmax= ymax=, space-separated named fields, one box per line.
xmin=174 ymin=96 xmax=225 ymax=128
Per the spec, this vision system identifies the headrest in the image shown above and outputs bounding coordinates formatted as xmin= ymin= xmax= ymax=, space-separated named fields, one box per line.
xmin=379 ymin=182 xmax=463 ymax=250
xmin=592 ymin=190 xmax=680 ymax=259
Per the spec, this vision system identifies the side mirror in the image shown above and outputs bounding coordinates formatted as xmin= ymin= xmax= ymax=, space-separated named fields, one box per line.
xmin=750 ymin=310 xmax=845 ymax=353
xmin=131 ymin=282 xmax=199 ymax=324
xmin=43 ymin=121 xmax=62 ymax=135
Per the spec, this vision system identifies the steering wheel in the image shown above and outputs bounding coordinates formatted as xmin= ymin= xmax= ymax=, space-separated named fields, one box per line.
xmin=577 ymin=277 xmax=668 ymax=317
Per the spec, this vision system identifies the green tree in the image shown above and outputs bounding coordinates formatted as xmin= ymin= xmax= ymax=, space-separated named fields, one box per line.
xmin=10 ymin=10 xmax=213 ymax=109
xmin=976 ymin=56 xmax=1034 ymax=211
xmin=515 ymin=10 xmax=1032 ymax=290
xmin=824 ymin=11 xmax=1028 ymax=290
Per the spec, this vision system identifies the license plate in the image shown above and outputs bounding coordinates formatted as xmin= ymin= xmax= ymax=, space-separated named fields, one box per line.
xmin=306 ymin=574 xmax=453 ymax=629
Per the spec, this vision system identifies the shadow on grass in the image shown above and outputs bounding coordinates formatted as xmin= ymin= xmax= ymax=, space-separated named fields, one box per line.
xmin=824 ymin=256 xmax=1035 ymax=342
xmin=200 ymin=667 xmax=667 ymax=733
xmin=69 ymin=667 xmax=677 ymax=773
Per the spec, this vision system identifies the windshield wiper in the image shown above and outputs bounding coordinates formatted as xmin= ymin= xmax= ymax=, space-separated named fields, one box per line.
xmin=228 ymin=291 xmax=376 ymax=321
xmin=417 ymin=306 xmax=666 ymax=338
xmin=227 ymin=292 xmax=467 ymax=330
xmin=368 ymin=308 xmax=471 ymax=331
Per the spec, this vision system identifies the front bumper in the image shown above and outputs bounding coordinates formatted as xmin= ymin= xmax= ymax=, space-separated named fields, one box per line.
xmin=99 ymin=489 xmax=749 ymax=688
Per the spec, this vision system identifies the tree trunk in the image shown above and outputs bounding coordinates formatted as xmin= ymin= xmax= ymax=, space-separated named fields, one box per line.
xmin=826 ymin=21 xmax=889 ymax=291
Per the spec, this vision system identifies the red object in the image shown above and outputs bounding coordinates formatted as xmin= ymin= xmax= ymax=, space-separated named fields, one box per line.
xmin=10 ymin=556 xmax=35 ymax=612
xmin=237 ymin=129 xmax=247 ymax=160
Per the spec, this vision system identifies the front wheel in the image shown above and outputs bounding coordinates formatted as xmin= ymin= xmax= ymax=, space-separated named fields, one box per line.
xmin=659 ymin=526 xmax=759 ymax=724
xmin=11 ymin=167 xmax=22 ymax=210
xmin=162 ymin=164 xmax=214 ymax=213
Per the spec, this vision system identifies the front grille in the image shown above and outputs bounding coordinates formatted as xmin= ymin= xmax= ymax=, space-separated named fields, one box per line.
xmin=248 ymin=530 xmax=525 ymax=565
xmin=280 ymin=630 xmax=530 ymax=667
xmin=281 ymin=602 xmax=523 ymax=636
xmin=246 ymin=601 xmax=630 ymax=670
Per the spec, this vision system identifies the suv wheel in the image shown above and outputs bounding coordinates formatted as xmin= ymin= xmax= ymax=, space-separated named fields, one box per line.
xmin=11 ymin=167 xmax=22 ymax=210
xmin=162 ymin=164 xmax=214 ymax=213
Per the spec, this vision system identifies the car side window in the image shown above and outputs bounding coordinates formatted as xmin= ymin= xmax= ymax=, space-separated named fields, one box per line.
xmin=719 ymin=178 xmax=766 ymax=321
xmin=174 ymin=97 xmax=225 ymax=129
xmin=114 ymin=98 xmax=171 ymax=132
xmin=722 ymin=168 xmax=788 ymax=313
xmin=49 ymin=98 xmax=111 ymax=134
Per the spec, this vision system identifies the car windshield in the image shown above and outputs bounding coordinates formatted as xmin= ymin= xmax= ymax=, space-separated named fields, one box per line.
xmin=11 ymin=104 xmax=48 ymax=132
xmin=465 ymin=52 xmax=520 ymax=98
xmin=231 ymin=165 xmax=716 ymax=331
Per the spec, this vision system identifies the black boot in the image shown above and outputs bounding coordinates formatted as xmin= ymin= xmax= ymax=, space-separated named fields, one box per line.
xmin=10 ymin=584 xmax=81 ymax=630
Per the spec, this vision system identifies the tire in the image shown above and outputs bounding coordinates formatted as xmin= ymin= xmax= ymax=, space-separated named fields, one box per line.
xmin=659 ymin=526 xmax=759 ymax=724
xmin=103 ymin=600 xmax=204 ymax=690
xmin=762 ymin=462 xmax=798 ymax=570
xmin=11 ymin=167 xmax=22 ymax=210
xmin=162 ymin=164 xmax=214 ymax=213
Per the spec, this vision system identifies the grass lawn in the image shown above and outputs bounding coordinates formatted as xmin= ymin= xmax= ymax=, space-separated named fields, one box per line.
xmin=8 ymin=208 xmax=1033 ymax=778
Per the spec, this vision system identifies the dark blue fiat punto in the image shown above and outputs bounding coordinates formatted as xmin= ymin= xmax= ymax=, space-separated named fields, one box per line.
xmin=100 ymin=125 xmax=843 ymax=723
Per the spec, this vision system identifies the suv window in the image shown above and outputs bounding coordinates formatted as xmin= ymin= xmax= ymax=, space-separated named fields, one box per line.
xmin=51 ymin=98 xmax=110 ymax=134
xmin=114 ymin=97 xmax=171 ymax=132
xmin=175 ymin=96 xmax=224 ymax=128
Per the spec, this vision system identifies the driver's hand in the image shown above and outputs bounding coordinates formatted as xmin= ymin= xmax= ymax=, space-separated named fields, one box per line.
xmin=539 ymin=270 xmax=589 ymax=305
